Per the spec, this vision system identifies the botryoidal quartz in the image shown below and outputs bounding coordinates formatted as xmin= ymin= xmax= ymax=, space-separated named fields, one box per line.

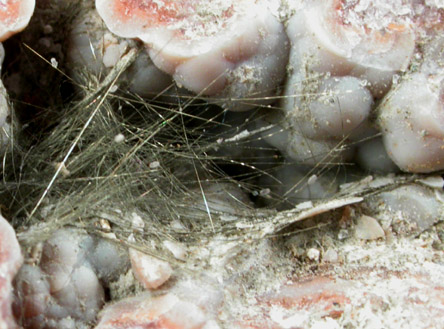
xmin=0 ymin=0 xmax=443 ymax=171
xmin=62 ymin=0 xmax=444 ymax=173
xmin=14 ymin=229 xmax=129 ymax=329
xmin=379 ymin=36 xmax=444 ymax=172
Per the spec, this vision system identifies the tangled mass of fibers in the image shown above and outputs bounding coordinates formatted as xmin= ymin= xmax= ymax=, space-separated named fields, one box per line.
xmin=0 ymin=0 xmax=444 ymax=328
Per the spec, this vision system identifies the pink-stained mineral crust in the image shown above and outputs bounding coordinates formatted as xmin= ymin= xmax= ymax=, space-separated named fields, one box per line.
xmin=94 ymin=292 xmax=220 ymax=329
xmin=0 ymin=0 xmax=35 ymax=41
xmin=129 ymin=247 xmax=173 ymax=290
xmin=237 ymin=268 xmax=444 ymax=329
xmin=95 ymin=0 xmax=289 ymax=111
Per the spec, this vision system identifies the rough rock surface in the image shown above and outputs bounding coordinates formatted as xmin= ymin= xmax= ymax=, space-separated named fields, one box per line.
xmin=0 ymin=214 xmax=22 ymax=329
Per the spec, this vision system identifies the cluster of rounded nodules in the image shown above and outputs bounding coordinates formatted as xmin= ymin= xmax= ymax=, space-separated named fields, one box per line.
xmin=1 ymin=0 xmax=444 ymax=175
xmin=86 ymin=0 xmax=443 ymax=174
xmin=8 ymin=217 xmax=224 ymax=329
xmin=13 ymin=228 xmax=130 ymax=329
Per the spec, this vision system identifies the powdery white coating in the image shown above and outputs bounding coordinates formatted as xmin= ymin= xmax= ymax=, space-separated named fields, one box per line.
xmin=284 ymin=0 xmax=415 ymax=98
xmin=14 ymin=228 xmax=129 ymax=329
xmin=0 ymin=0 xmax=35 ymax=42
xmin=95 ymin=0 xmax=289 ymax=111
xmin=0 ymin=214 xmax=22 ymax=329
